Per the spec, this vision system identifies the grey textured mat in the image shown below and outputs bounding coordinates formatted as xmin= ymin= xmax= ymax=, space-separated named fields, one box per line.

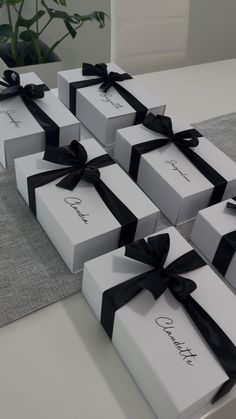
xmin=0 ymin=169 xmax=81 ymax=327
xmin=0 ymin=112 xmax=236 ymax=327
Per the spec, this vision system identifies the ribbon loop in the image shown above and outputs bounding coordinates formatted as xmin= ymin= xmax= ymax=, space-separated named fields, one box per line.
xmin=0 ymin=70 xmax=46 ymax=101
xmin=143 ymin=113 xmax=200 ymax=148
xmin=82 ymin=63 xmax=132 ymax=93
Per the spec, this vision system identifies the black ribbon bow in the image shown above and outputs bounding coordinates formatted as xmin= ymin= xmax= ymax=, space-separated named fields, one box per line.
xmin=212 ymin=199 xmax=236 ymax=275
xmin=101 ymin=233 xmax=236 ymax=404
xmin=0 ymin=70 xmax=60 ymax=147
xmin=27 ymin=140 xmax=138 ymax=247
xmin=82 ymin=62 xmax=132 ymax=93
xmin=0 ymin=69 xmax=46 ymax=101
xmin=69 ymin=63 xmax=148 ymax=123
xmin=129 ymin=113 xmax=227 ymax=206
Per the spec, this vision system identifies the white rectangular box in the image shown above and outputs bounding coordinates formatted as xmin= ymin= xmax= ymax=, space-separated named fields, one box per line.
xmin=0 ymin=72 xmax=80 ymax=168
xmin=83 ymin=226 xmax=236 ymax=419
xmin=15 ymin=138 xmax=159 ymax=273
xmin=58 ymin=63 xmax=166 ymax=147
xmin=114 ymin=117 xmax=236 ymax=225
xmin=190 ymin=198 xmax=236 ymax=289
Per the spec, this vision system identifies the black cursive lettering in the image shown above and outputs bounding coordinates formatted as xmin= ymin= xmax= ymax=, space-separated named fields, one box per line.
xmin=100 ymin=92 xmax=124 ymax=110
xmin=155 ymin=317 xmax=198 ymax=366
xmin=64 ymin=197 xmax=90 ymax=225
xmin=0 ymin=110 xmax=22 ymax=128
xmin=165 ymin=160 xmax=190 ymax=182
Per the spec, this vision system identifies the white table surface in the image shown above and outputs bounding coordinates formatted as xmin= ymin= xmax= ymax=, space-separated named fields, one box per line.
xmin=2 ymin=59 xmax=236 ymax=419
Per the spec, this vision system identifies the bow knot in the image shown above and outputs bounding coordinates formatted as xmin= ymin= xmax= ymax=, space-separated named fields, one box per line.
xmin=43 ymin=140 xmax=114 ymax=191
xmin=82 ymin=63 xmax=132 ymax=93
xmin=78 ymin=164 xmax=101 ymax=186
xmin=123 ymin=233 xmax=199 ymax=303
xmin=143 ymin=113 xmax=200 ymax=148
xmin=0 ymin=70 xmax=45 ymax=101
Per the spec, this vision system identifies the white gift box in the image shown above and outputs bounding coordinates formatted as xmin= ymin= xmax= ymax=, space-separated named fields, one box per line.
xmin=82 ymin=226 xmax=236 ymax=419
xmin=0 ymin=72 xmax=80 ymax=168
xmin=15 ymin=138 xmax=159 ymax=273
xmin=114 ymin=117 xmax=236 ymax=225
xmin=190 ymin=198 xmax=236 ymax=289
xmin=58 ymin=63 xmax=165 ymax=147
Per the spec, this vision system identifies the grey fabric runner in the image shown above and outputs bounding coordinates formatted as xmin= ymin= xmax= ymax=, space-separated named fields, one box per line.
xmin=0 ymin=112 xmax=236 ymax=327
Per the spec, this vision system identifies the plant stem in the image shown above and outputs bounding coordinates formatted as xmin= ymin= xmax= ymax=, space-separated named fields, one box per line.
xmin=36 ymin=0 xmax=39 ymax=34
xmin=42 ymin=22 xmax=83 ymax=62
xmin=6 ymin=4 xmax=15 ymax=58
xmin=38 ymin=18 xmax=52 ymax=36
xmin=34 ymin=0 xmax=43 ymax=63
xmin=7 ymin=5 xmax=13 ymax=31
xmin=12 ymin=0 xmax=25 ymax=65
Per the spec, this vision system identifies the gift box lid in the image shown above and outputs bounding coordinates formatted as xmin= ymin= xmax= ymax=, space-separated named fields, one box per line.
xmin=83 ymin=226 xmax=236 ymax=419
xmin=58 ymin=63 xmax=165 ymax=119
xmin=15 ymin=138 xmax=159 ymax=245
xmin=115 ymin=117 xmax=236 ymax=198
xmin=0 ymin=72 xmax=79 ymax=141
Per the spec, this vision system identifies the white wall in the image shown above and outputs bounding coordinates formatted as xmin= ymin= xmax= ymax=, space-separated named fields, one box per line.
xmin=111 ymin=0 xmax=236 ymax=75
xmin=111 ymin=0 xmax=190 ymax=74
xmin=186 ymin=0 xmax=236 ymax=65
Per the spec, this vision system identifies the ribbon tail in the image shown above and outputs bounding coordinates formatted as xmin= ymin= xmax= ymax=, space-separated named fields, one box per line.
xmin=22 ymin=95 xmax=60 ymax=147
xmin=226 ymin=202 xmax=236 ymax=210
xmin=211 ymin=376 xmax=236 ymax=404
xmin=129 ymin=138 xmax=168 ymax=181
xmin=183 ymin=296 xmax=236 ymax=403
xmin=101 ymin=269 xmax=155 ymax=338
xmin=69 ymin=78 xmax=102 ymax=115
xmin=95 ymin=179 xmax=138 ymax=247
xmin=212 ymin=231 xmax=236 ymax=275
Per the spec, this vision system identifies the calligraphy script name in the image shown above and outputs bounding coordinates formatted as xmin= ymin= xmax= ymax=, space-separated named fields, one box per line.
xmin=64 ymin=197 xmax=90 ymax=225
xmin=0 ymin=110 xmax=21 ymax=128
xmin=100 ymin=92 xmax=124 ymax=110
xmin=155 ymin=317 xmax=198 ymax=366
xmin=165 ymin=160 xmax=190 ymax=182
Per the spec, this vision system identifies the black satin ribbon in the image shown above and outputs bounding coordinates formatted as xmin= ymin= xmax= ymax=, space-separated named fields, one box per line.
xmin=27 ymin=140 xmax=138 ymax=247
xmin=129 ymin=113 xmax=227 ymax=206
xmin=212 ymin=200 xmax=236 ymax=275
xmin=69 ymin=63 xmax=148 ymax=124
xmin=0 ymin=70 xmax=60 ymax=147
xmin=101 ymin=232 xmax=236 ymax=404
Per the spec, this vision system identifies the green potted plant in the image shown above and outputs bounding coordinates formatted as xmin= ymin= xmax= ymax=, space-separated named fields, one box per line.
xmin=0 ymin=0 xmax=108 ymax=84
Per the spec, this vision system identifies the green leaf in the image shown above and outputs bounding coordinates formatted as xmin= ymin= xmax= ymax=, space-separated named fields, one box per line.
xmin=0 ymin=0 xmax=22 ymax=6
xmin=64 ymin=20 xmax=76 ymax=38
xmin=52 ymin=0 xmax=66 ymax=6
xmin=41 ymin=0 xmax=74 ymax=21
xmin=19 ymin=29 xmax=38 ymax=42
xmin=18 ymin=10 xmax=46 ymax=29
xmin=0 ymin=24 xmax=12 ymax=42
xmin=73 ymin=11 xmax=108 ymax=28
